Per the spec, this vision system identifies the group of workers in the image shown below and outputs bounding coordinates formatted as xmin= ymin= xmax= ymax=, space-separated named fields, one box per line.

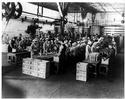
xmin=3 ymin=31 xmax=117 ymax=80
xmin=7 ymin=34 xmax=32 ymax=52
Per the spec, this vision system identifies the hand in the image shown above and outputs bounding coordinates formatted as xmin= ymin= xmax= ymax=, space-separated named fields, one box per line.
xmin=39 ymin=52 xmax=41 ymax=56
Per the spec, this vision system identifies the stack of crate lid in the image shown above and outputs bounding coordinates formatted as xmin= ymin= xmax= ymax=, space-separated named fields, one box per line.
xmin=76 ymin=62 xmax=88 ymax=82
xmin=22 ymin=58 xmax=50 ymax=79
xmin=101 ymin=58 xmax=109 ymax=65
xmin=89 ymin=52 xmax=100 ymax=62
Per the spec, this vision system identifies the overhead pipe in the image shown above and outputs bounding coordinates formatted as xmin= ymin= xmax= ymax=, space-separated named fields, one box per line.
xmin=56 ymin=2 xmax=63 ymax=17
xmin=22 ymin=11 xmax=57 ymax=20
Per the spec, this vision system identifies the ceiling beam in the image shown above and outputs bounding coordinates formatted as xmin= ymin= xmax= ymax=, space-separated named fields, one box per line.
xmin=22 ymin=11 xmax=57 ymax=20
xmin=98 ymin=3 xmax=106 ymax=13
xmin=108 ymin=3 xmax=122 ymax=15
xmin=56 ymin=2 xmax=63 ymax=17
xmin=29 ymin=2 xmax=58 ymax=11
xmin=80 ymin=3 xmax=100 ymax=13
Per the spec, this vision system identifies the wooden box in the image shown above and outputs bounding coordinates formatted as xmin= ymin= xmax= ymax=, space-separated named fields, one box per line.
xmin=76 ymin=62 xmax=88 ymax=82
xmin=22 ymin=58 xmax=50 ymax=79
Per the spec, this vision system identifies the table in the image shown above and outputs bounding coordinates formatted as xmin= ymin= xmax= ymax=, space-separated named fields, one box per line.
xmin=7 ymin=51 xmax=31 ymax=65
xmin=36 ymin=54 xmax=57 ymax=61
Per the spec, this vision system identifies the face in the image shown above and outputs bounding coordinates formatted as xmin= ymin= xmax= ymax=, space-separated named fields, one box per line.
xmin=34 ymin=41 xmax=37 ymax=44
xmin=51 ymin=40 xmax=53 ymax=43
xmin=48 ymin=41 xmax=50 ymax=44
xmin=109 ymin=45 xmax=112 ymax=48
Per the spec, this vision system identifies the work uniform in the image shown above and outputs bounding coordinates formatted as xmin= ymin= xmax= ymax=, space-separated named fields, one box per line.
xmin=31 ymin=40 xmax=40 ymax=57
xmin=85 ymin=44 xmax=91 ymax=60
xmin=43 ymin=40 xmax=49 ymax=54
xmin=8 ymin=39 xmax=17 ymax=52
xmin=91 ymin=41 xmax=98 ymax=52
xmin=58 ymin=43 xmax=67 ymax=74
xmin=107 ymin=47 xmax=115 ymax=79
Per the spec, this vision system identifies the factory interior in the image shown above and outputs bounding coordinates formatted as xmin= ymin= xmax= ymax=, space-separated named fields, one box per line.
xmin=2 ymin=2 xmax=125 ymax=98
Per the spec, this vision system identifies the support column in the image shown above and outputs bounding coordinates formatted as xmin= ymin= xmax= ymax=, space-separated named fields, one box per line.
xmin=91 ymin=13 xmax=96 ymax=36
xmin=61 ymin=16 xmax=65 ymax=37
xmin=57 ymin=2 xmax=69 ymax=40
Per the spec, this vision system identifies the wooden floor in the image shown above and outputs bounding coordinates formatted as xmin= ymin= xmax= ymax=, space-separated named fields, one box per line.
xmin=2 ymin=51 xmax=124 ymax=98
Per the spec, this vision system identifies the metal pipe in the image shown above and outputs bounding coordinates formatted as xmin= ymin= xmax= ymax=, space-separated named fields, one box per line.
xmin=56 ymin=2 xmax=63 ymax=17
xmin=22 ymin=11 xmax=57 ymax=20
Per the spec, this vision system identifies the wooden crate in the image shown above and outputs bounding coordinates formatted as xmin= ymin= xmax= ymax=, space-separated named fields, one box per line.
xmin=76 ymin=62 xmax=88 ymax=72
xmin=76 ymin=62 xmax=88 ymax=82
xmin=89 ymin=52 xmax=100 ymax=62
xmin=22 ymin=58 xmax=50 ymax=79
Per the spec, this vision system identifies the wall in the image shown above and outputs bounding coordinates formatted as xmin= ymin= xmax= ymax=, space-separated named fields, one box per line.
xmin=2 ymin=18 xmax=30 ymax=39
xmin=2 ymin=18 xmax=55 ymax=39
xmin=95 ymin=12 xmax=124 ymax=26
xmin=2 ymin=2 xmax=59 ymax=39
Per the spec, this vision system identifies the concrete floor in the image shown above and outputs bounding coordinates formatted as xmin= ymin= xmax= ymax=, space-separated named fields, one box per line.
xmin=2 ymin=52 xmax=124 ymax=98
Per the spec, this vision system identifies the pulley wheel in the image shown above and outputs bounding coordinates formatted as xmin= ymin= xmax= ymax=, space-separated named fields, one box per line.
xmin=2 ymin=2 xmax=15 ymax=19
xmin=13 ymin=2 xmax=22 ymax=19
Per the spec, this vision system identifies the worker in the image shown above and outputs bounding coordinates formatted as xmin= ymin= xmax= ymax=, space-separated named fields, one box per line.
xmin=39 ymin=37 xmax=44 ymax=55
xmin=8 ymin=37 xmax=18 ymax=52
xmin=103 ymin=43 xmax=115 ymax=81
xmin=47 ymin=40 xmax=51 ymax=53
xmin=108 ymin=44 xmax=115 ymax=81
xmin=43 ymin=38 xmax=49 ymax=54
xmin=58 ymin=41 xmax=67 ymax=74
xmin=85 ymin=40 xmax=92 ymax=60
xmin=112 ymin=37 xmax=117 ymax=56
xmin=18 ymin=38 xmax=25 ymax=52
xmin=2 ymin=33 xmax=9 ymax=44
xmin=91 ymin=37 xmax=104 ymax=52
xmin=30 ymin=38 xmax=40 ymax=58
xmin=18 ymin=33 xmax=23 ymax=41
xmin=50 ymin=40 xmax=54 ymax=53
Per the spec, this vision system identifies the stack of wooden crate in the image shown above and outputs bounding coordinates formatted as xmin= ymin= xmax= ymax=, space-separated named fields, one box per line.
xmin=22 ymin=58 xmax=50 ymax=79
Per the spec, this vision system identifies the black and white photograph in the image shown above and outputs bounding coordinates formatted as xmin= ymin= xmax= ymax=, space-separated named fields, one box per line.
xmin=1 ymin=1 xmax=124 ymax=98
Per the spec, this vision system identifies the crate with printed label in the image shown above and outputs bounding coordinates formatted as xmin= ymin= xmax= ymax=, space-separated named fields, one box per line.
xmin=22 ymin=68 xmax=31 ymax=75
xmin=76 ymin=62 xmax=88 ymax=71
xmin=76 ymin=74 xmax=87 ymax=82
xmin=37 ymin=72 xmax=49 ymax=79
xmin=22 ymin=58 xmax=50 ymax=79
xmin=76 ymin=62 xmax=88 ymax=82
xmin=76 ymin=70 xmax=87 ymax=77
xmin=89 ymin=52 xmax=100 ymax=62
xmin=31 ymin=70 xmax=38 ymax=77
